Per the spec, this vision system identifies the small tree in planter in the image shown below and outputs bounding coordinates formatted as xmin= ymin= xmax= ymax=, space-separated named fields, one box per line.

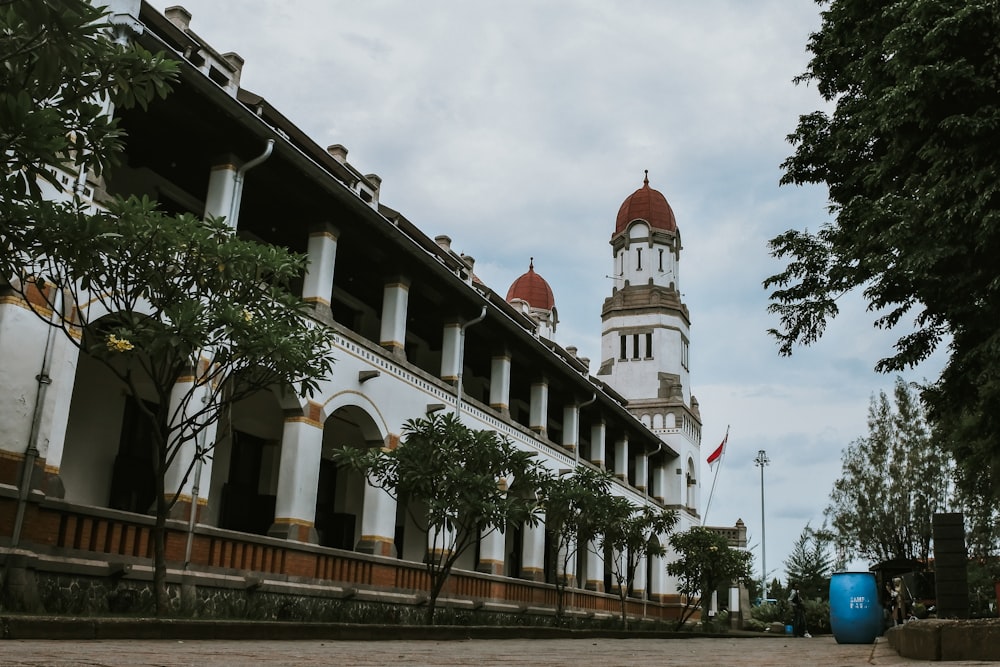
xmin=538 ymin=465 xmax=616 ymax=622
xmin=667 ymin=526 xmax=753 ymax=630
xmin=601 ymin=497 xmax=677 ymax=629
xmin=336 ymin=413 xmax=546 ymax=624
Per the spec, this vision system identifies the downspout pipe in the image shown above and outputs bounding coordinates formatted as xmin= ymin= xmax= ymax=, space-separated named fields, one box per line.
xmin=11 ymin=289 xmax=62 ymax=548
xmin=645 ymin=441 xmax=664 ymax=503
xmin=228 ymin=138 xmax=274 ymax=227
xmin=454 ymin=305 xmax=487 ymax=421
xmin=575 ymin=392 xmax=596 ymax=468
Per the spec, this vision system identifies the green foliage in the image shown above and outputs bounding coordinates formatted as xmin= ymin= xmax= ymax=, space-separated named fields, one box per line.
xmin=763 ymin=0 xmax=1000 ymax=500
xmin=1 ymin=0 xmax=177 ymax=276
xmin=750 ymin=599 xmax=787 ymax=625
xmin=537 ymin=465 xmax=616 ymax=620
xmin=335 ymin=413 xmax=546 ymax=624
xmin=803 ymin=598 xmax=831 ymax=635
xmin=945 ymin=426 xmax=1000 ymax=564
xmin=825 ymin=378 xmax=952 ymax=563
xmin=12 ymin=199 xmax=337 ymax=454
xmin=783 ymin=523 xmax=835 ymax=601
xmin=667 ymin=526 xmax=753 ymax=630
xmin=967 ymin=560 xmax=1000 ymax=618
xmin=600 ymin=498 xmax=677 ymax=629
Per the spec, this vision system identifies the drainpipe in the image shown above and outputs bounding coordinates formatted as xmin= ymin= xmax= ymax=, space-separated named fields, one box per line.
xmin=11 ymin=289 xmax=62 ymax=548
xmin=228 ymin=139 xmax=274 ymax=227
xmin=183 ymin=384 xmax=212 ymax=570
xmin=454 ymin=305 xmax=487 ymax=421
xmin=645 ymin=442 xmax=664 ymax=504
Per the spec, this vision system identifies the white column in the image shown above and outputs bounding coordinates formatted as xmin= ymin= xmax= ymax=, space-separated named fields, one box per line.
xmin=584 ymin=538 xmax=604 ymax=592
xmin=610 ymin=546 xmax=626 ymax=595
xmin=204 ymin=159 xmax=238 ymax=222
xmin=558 ymin=536 xmax=578 ymax=587
xmin=0 ymin=293 xmax=81 ymax=497
xmin=651 ymin=462 xmax=667 ymax=503
xmin=162 ymin=371 xmax=217 ymax=520
xmin=34 ymin=331 xmax=81 ymax=492
xmin=521 ymin=513 xmax=546 ymax=582
xmin=634 ymin=451 xmax=648 ymax=493
xmin=477 ymin=528 xmax=506 ymax=575
xmin=633 ymin=552 xmax=647 ymax=599
xmin=529 ymin=378 xmax=548 ymax=438
xmin=0 ymin=297 xmax=51 ymax=461
xmin=561 ymin=403 xmax=579 ymax=455
xmin=357 ymin=477 xmax=398 ymax=557
xmin=302 ymin=223 xmax=339 ymax=313
xmin=589 ymin=420 xmax=606 ymax=469
xmin=379 ymin=275 xmax=410 ymax=358
xmin=268 ymin=410 xmax=323 ymax=543
xmin=489 ymin=350 xmax=511 ymax=416
xmin=440 ymin=319 xmax=461 ymax=385
xmin=614 ymin=436 xmax=629 ymax=481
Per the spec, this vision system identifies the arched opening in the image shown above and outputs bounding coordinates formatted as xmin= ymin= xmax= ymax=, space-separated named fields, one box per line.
xmin=317 ymin=404 xmax=383 ymax=550
xmin=210 ymin=384 xmax=293 ymax=535
xmin=686 ymin=456 xmax=697 ymax=508
xmin=60 ymin=314 xmax=159 ymax=512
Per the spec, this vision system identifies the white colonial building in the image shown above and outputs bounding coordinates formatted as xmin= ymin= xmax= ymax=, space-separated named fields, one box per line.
xmin=0 ymin=0 xmax=732 ymax=622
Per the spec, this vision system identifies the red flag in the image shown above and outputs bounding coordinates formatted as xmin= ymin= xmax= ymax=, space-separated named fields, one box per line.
xmin=706 ymin=432 xmax=727 ymax=467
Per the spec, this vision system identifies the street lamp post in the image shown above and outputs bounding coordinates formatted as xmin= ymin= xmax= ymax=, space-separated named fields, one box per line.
xmin=754 ymin=449 xmax=770 ymax=601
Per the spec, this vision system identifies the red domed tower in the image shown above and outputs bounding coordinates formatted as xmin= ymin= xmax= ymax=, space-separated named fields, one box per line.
xmin=506 ymin=258 xmax=558 ymax=338
xmin=598 ymin=171 xmax=701 ymax=517
xmin=615 ymin=171 xmax=677 ymax=236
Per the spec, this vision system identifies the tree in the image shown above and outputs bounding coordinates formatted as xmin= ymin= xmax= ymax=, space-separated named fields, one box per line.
xmin=600 ymin=498 xmax=677 ymax=629
xmin=825 ymin=378 xmax=952 ymax=564
xmin=7 ymin=200 xmax=338 ymax=614
xmin=335 ymin=413 xmax=546 ymax=624
xmin=1 ymin=0 xmax=176 ymax=277
xmin=2 ymin=3 xmax=337 ymax=615
xmin=783 ymin=523 xmax=835 ymax=601
xmin=667 ymin=526 xmax=753 ymax=630
xmin=763 ymin=0 xmax=1000 ymax=500
xmin=538 ymin=465 xmax=617 ymax=622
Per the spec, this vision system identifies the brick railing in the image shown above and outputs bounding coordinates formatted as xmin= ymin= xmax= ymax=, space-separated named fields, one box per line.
xmin=2 ymin=493 xmax=685 ymax=621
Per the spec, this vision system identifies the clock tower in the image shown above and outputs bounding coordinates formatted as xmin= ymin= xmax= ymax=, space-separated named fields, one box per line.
xmin=597 ymin=171 xmax=702 ymax=517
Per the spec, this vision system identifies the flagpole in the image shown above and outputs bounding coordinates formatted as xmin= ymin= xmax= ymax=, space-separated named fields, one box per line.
xmin=702 ymin=425 xmax=728 ymax=526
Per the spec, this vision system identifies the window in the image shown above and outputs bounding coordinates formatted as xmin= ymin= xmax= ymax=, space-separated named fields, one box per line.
xmin=681 ymin=338 xmax=689 ymax=370
xmin=636 ymin=247 xmax=642 ymax=270
xmin=658 ymin=249 xmax=664 ymax=272
xmin=620 ymin=335 xmax=627 ymax=361
xmin=645 ymin=332 xmax=653 ymax=359
xmin=632 ymin=334 xmax=640 ymax=359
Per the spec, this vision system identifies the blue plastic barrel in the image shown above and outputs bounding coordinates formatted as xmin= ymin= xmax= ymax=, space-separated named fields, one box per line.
xmin=829 ymin=572 xmax=882 ymax=644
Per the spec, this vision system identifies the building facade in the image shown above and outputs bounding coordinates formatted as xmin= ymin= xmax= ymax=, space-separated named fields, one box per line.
xmin=0 ymin=1 xmax=722 ymax=621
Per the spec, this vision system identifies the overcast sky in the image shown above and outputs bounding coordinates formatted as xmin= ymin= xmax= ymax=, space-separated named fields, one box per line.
xmin=146 ymin=0 xmax=946 ymax=588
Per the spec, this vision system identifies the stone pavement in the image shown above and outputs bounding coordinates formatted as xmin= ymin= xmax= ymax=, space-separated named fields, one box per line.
xmin=2 ymin=636 xmax=996 ymax=667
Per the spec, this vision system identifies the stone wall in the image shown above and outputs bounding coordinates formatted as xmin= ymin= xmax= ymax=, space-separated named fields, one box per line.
xmin=0 ymin=554 xmax=651 ymax=629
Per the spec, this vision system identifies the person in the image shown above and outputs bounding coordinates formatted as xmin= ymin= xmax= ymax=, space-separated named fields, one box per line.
xmin=788 ymin=582 xmax=810 ymax=638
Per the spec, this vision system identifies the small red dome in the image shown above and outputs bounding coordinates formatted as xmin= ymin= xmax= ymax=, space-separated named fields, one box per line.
xmin=506 ymin=259 xmax=555 ymax=310
xmin=614 ymin=171 xmax=676 ymax=235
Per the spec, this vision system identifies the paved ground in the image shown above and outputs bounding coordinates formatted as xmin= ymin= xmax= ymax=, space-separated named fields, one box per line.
xmin=3 ymin=636 xmax=998 ymax=667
